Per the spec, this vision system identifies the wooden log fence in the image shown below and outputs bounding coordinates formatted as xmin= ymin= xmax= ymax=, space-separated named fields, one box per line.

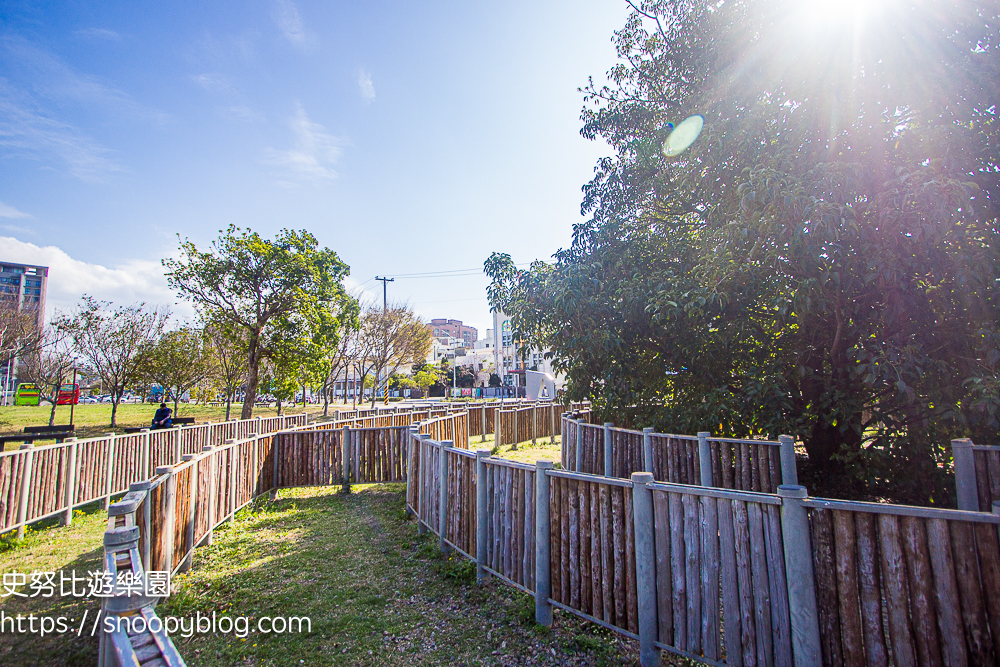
xmin=953 ymin=438 xmax=1000 ymax=512
xmin=560 ymin=414 xmax=798 ymax=493
xmin=0 ymin=413 xmax=307 ymax=539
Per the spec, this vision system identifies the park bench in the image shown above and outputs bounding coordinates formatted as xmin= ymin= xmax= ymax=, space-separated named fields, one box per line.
xmin=122 ymin=417 xmax=197 ymax=434
xmin=0 ymin=424 xmax=76 ymax=445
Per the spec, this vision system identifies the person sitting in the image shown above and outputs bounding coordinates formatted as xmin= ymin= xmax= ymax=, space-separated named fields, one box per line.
xmin=151 ymin=403 xmax=173 ymax=429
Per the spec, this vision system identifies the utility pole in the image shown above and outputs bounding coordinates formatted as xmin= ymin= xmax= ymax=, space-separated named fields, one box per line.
xmin=374 ymin=276 xmax=394 ymax=311
xmin=373 ymin=276 xmax=394 ymax=404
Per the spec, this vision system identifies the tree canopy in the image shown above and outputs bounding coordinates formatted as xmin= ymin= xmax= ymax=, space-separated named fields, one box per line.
xmin=164 ymin=226 xmax=353 ymax=419
xmin=487 ymin=0 xmax=1000 ymax=503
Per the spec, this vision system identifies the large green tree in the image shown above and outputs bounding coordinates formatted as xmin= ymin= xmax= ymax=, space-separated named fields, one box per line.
xmin=488 ymin=0 xmax=1000 ymax=503
xmin=164 ymin=226 xmax=352 ymax=419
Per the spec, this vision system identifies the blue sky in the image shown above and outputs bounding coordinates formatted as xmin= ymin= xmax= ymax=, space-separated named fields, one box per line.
xmin=0 ymin=0 xmax=628 ymax=334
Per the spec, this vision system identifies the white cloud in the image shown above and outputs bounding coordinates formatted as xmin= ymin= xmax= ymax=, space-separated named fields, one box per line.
xmin=265 ymin=104 xmax=345 ymax=181
xmin=275 ymin=0 xmax=311 ymax=47
xmin=0 ymin=201 xmax=30 ymax=218
xmin=0 ymin=236 xmax=194 ymax=321
xmin=75 ymin=28 xmax=121 ymax=41
xmin=358 ymin=69 xmax=375 ymax=102
xmin=191 ymin=73 xmax=235 ymax=95
xmin=0 ymin=80 xmax=125 ymax=182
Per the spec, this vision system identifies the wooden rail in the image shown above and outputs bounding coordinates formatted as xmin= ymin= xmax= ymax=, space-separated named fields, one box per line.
xmin=407 ymin=428 xmax=1000 ymax=667
xmin=0 ymin=413 xmax=307 ymax=539
xmin=560 ymin=413 xmax=798 ymax=493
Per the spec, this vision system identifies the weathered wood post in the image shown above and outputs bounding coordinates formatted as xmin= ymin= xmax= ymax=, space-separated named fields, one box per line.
xmin=603 ymin=422 xmax=613 ymax=477
xmin=103 ymin=433 xmax=117 ymax=510
xmin=202 ymin=446 xmax=216 ymax=545
xmin=532 ymin=405 xmax=537 ymax=445
xmin=475 ymin=449 xmax=489 ymax=584
xmin=249 ymin=433 xmax=259 ymax=497
xmin=129 ymin=480 xmax=152 ymax=570
xmin=952 ymin=438 xmax=978 ymax=511
xmin=697 ymin=432 xmax=712 ymax=487
xmin=179 ymin=454 xmax=197 ymax=572
xmin=534 ymin=460 xmax=554 ymax=626
xmin=777 ymin=485 xmax=822 ymax=666
xmin=642 ymin=427 xmax=654 ymax=474
xmin=494 ymin=408 xmax=501 ymax=449
xmin=779 ymin=435 xmax=799 ymax=487
xmin=62 ymin=437 xmax=79 ymax=526
xmin=224 ymin=439 xmax=237 ymax=521
xmin=550 ymin=404 xmax=556 ymax=444
xmin=341 ymin=426 xmax=351 ymax=493
xmin=16 ymin=444 xmax=34 ymax=540
xmin=417 ymin=434 xmax=428 ymax=535
xmin=439 ymin=440 xmax=452 ymax=552
xmin=511 ymin=408 xmax=518 ymax=451
xmin=575 ymin=419 xmax=584 ymax=473
xmin=156 ymin=465 xmax=177 ymax=573
xmin=631 ymin=472 xmax=660 ymax=667
xmin=270 ymin=433 xmax=281 ymax=501
xmin=141 ymin=428 xmax=151 ymax=479
xmin=406 ymin=425 xmax=419 ymax=515
xmin=173 ymin=426 xmax=182 ymax=463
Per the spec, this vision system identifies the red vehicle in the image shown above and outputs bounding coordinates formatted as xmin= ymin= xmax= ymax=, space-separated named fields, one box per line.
xmin=56 ymin=383 xmax=80 ymax=406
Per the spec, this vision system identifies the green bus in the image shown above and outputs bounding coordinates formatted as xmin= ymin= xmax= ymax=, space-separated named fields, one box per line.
xmin=14 ymin=383 xmax=40 ymax=406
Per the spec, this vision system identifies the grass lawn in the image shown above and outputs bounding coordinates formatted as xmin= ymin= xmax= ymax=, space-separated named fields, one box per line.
xmin=0 ymin=484 xmax=692 ymax=667
xmin=0 ymin=403 xmax=319 ymax=450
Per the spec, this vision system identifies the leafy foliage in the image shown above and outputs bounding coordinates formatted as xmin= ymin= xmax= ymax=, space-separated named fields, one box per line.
xmin=487 ymin=0 xmax=1000 ymax=503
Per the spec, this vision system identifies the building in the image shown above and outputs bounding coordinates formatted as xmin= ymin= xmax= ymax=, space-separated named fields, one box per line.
xmin=1 ymin=261 xmax=48 ymax=403
xmin=426 ymin=318 xmax=478 ymax=346
xmin=0 ymin=261 xmax=47 ymax=329
xmin=487 ymin=312 xmax=560 ymax=389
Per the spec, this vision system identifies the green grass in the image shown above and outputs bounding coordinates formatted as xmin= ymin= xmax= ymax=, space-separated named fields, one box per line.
xmin=486 ymin=435 xmax=564 ymax=468
xmin=0 ymin=403 xmax=319 ymax=449
xmin=0 ymin=484 xmax=693 ymax=666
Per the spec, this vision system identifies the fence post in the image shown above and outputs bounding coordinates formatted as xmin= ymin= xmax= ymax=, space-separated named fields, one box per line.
xmin=417 ymin=435 xmax=428 ymax=535
xmin=406 ymin=426 xmax=419 ymax=514
xmin=129 ymin=480 xmax=152 ymax=571
xmin=475 ymin=449 xmax=489 ymax=584
xmin=179 ymin=454 xmax=197 ymax=573
xmin=550 ymin=405 xmax=556 ymax=444
xmin=631 ymin=472 xmax=660 ymax=667
xmin=156 ymin=465 xmax=177 ymax=573
xmin=203 ymin=446 xmax=216 ymax=545
xmin=512 ymin=409 xmax=518 ymax=451
xmin=224 ymin=439 xmax=237 ymax=521
xmin=642 ymin=427 xmax=654 ymax=474
xmin=778 ymin=485 xmax=822 ymax=666
xmin=439 ymin=440 xmax=452 ymax=552
xmin=62 ymin=438 xmax=79 ymax=526
xmin=494 ymin=408 xmax=501 ymax=449
xmin=270 ymin=433 xmax=281 ymax=501
xmin=603 ymin=422 xmax=613 ymax=477
xmin=952 ymin=438 xmax=978 ymax=511
xmin=532 ymin=405 xmax=537 ymax=445
xmin=173 ymin=426 xmax=182 ymax=463
xmin=779 ymin=435 xmax=799 ymax=487
xmin=16 ymin=444 xmax=34 ymax=540
xmin=103 ymin=433 xmax=117 ymax=510
xmin=697 ymin=432 xmax=712 ymax=487
xmin=575 ymin=419 xmax=584 ymax=473
xmin=342 ymin=426 xmax=351 ymax=493
xmin=534 ymin=460 xmax=554 ymax=626
xmin=141 ymin=428 xmax=151 ymax=479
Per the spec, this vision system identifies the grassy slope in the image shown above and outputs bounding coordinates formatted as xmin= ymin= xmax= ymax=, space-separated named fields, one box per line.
xmin=0 ymin=435 xmax=691 ymax=666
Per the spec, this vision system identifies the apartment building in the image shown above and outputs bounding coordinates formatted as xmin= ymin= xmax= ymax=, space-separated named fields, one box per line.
xmin=426 ymin=318 xmax=478 ymax=346
xmin=0 ymin=261 xmax=47 ymax=329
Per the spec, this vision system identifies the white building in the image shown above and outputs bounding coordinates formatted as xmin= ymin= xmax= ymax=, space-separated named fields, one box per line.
xmin=486 ymin=312 xmax=561 ymax=389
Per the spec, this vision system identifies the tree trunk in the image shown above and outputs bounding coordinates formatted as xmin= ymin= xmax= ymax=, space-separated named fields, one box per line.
xmin=110 ymin=395 xmax=120 ymax=427
xmin=276 ymin=397 xmax=283 ymax=416
xmin=173 ymin=389 xmax=180 ymax=418
xmin=48 ymin=397 xmax=57 ymax=427
xmin=322 ymin=377 xmax=329 ymax=417
xmin=225 ymin=392 xmax=232 ymax=421
xmin=241 ymin=330 xmax=263 ymax=420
